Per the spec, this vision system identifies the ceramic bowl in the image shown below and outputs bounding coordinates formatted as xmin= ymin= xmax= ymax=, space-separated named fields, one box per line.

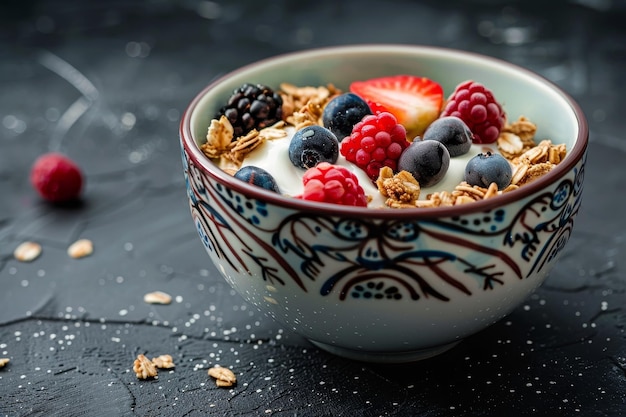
xmin=179 ymin=45 xmax=588 ymax=363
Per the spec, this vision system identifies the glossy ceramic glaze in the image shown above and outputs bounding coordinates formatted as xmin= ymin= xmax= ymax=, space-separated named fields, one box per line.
xmin=180 ymin=45 xmax=588 ymax=362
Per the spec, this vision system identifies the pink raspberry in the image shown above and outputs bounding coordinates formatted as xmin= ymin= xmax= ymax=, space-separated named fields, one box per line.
xmin=298 ymin=162 xmax=368 ymax=207
xmin=30 ymin=153 xmax=84 ymax=203
xmin=340 ymin=111 xmax=409 ymax=180
xmin=440 ymin=80 xmax=506 ymax=144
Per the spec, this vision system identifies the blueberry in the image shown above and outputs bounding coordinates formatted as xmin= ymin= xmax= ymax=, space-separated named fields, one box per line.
xmin=322 ymin=93 xmax=372 ymax=140
xmin=289 ymin=125 xmax=339 ymax=169
xmin=423 ymin=116 xmax=473 ymax=157
xmin=398 ymin=140 xmax=450 ymax=187
xmin=464 ymin=152 xmax=512 ymax=189
xmin=234 ymin=166 xmax=280 ymax=193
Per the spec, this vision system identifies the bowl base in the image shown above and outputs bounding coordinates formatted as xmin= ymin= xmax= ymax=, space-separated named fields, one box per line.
xmin=308 ymin=339 xmax=461 ymax=363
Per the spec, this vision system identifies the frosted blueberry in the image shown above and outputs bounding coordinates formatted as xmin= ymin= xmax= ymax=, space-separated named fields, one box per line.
xmin=423 ymin=116 xmax=473 ymax=157
xmin=464 ymin=152 xmax=512 ymax=189
xmin=234 ymin=166 xmax=280 ymax=193
xmin=322 ymin=93 xmax=372 ymax=140
xmin=398 ymin=140 xmax=450 ymax=187
xmin=289 ymin=125 xmax=339 ymax=169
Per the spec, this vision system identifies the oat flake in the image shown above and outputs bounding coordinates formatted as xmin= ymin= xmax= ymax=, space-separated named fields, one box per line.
xmin=143 ymin=291 xmax=173 ymax=305
xmin=14 ymin=241 xmax=42 ymax=262
xmin=67 ymin=239 xmax=93 ymax=259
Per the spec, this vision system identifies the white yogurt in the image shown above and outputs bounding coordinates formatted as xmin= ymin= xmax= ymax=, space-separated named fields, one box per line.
xmin=242 ymin=127 xmax=497 ymax=208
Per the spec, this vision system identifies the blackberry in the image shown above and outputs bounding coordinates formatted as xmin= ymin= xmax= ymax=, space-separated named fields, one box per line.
xmin=216 ymin=83 xmax=283 ymax=138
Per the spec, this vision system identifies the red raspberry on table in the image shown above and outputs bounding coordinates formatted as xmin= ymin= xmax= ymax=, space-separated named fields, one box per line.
xmin=30 ymin=152 xmax=84 ymax=203
xmin=340 ymin=111 xmax=409 ymax=181
xmin=298 ymin=162 xmax=368 ymax=207
xmin=440 ymin=80 xmax=506 ymax=144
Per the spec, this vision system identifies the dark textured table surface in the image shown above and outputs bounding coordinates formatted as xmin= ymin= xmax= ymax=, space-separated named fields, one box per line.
xmin=1 ymin=1 xmax=625 ymax=416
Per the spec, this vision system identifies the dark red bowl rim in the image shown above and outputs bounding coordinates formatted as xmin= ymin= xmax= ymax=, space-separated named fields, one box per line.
xmin=180 ymin=44 xmax=588 ymax=219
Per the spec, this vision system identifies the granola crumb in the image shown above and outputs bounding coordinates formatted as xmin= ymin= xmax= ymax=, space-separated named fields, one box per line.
xmin=483 ymin=182 xmax=499 ymax=199
xmin=514 ymin=162 xmax=555 ymax=186
xmin=151 ymin=354 xmax=175 ymax=369
xmin=13 ymin=241 xmax=42 ymax=262
xmin=208 ymin=365 xmax=237 ymax=387
xmin=0 ymin=358 xmax=9 ymax=368
xmin=133 ymin=354 xmax=158 ymax=379
xmin=501 ymin=116 xmax=537 ymax=148
xmin=67 ymin=238 xmax=93 ymax=259
xmin=497 ymin=131 xmax=524 ymax=158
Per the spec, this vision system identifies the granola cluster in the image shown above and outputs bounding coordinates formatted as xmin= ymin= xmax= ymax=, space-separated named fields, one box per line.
xmin=208 ymin=365 xmax=237 ymax=387
xmin=131 ymin=354 xmax=237 ymax=388
xmin=279 ymin=82 xmax=341 ymax=129
xmin=200 ymin=116 xmax=288 ymax=175
xmin=415 ymin=181 xmax=510 ymax=208
xmin=133 ymin=353 xmax=175 ymax=379
xmin=376 ymin=167 xmax=421 ymax=208
xmin=201 ymin=84 xmax=567 ymax=209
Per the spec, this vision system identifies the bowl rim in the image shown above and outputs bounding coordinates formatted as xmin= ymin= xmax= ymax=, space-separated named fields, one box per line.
xmin=180 ymin=44 xmax=588 ymax=219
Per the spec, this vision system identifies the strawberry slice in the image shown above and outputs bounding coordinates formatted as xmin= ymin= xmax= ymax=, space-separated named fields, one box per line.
xmin=350 ymin=75 xmax=444 ymax=140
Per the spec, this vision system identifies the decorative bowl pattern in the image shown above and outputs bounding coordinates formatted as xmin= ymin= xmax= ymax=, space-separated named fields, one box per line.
xmin=180 ymin=45 xmax=588 ymax=362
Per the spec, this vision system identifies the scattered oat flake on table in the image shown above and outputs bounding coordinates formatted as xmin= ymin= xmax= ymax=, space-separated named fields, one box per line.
xmin=143 ymin=291 xmax=172 ymax=305
xmin=133 ymin=354 xmax=157 ymax=379
xmin=0 ymin=358 xmax=9 ymax=368
xmin=67 ymin=238 xmax=93 ymax=259
xmin=208 ymin=365 xmax=237 ymax=387
xmin=151 ymin=354 xmax=175 ymax=369
xmin=14 ymin=241 xmax=42 ymax=262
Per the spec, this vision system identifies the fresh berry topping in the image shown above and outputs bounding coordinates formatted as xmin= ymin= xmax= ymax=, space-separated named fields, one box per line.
xmin=216 ymin=83 xmax=283 ymax=138
xmin=30 ymin=153 xmax=83 ymax=203
xmin=340 ymin=112 xmax=409 ymax=181
xmin=441 ymin=80 xmax=506 ymax=144
xmin=234 ymin=166 xmax=280 ymax=193
xmin=397 ymin=140 xmax=450 ymax=188
xmin=289 ymin=125 xmax=339 ymax=169
xmin=422 ymin=116 xmax=473 ymax=157
xmin=298 ymin=162 xmax=368 ymax=207
xmin=322 ymin=93 xmax=372 ymax=140
xmin=464 ymin=152 xmax=512 ymax=189
xmin=349 ymin=75 xmax=444 ymax=140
